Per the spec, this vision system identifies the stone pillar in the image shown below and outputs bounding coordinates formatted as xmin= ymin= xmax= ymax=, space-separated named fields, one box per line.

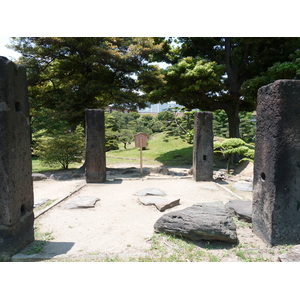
xmin=85 ymin=109 xmax=106 ymax=183
xmin=193 ymin=112 xmax=214 ymax=181
xmin=0 ymin=57 xmax=34 ymax=260
xmin=253 ymin=80 xmax=300 ymax=245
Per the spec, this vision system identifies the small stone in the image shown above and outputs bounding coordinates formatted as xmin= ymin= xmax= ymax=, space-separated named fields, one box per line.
xmin=135 ymin=188 xmax=166 ymax=196
xmin=50 ymin=173 xmax=72 ymax=181
xmin=138 ymin=197 xmax=180 ymax=211
xmin=278 ymin=245 xmax=300 ymax=262
xmin=32 ymin=173 xmax=47 ymax=181
xmin=64 ymin=196 xmax=100 ymax=209
xmin=34 ymin=198 xmax=50 ymax=208
xmin=225 ymin=200 xmax=252 ymax=222
xmin=233 ymin=181 xmax=253 ymax=192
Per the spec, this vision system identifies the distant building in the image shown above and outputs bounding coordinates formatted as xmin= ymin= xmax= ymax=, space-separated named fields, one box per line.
xmin=138 ymin=101 xmax=184 ymax=114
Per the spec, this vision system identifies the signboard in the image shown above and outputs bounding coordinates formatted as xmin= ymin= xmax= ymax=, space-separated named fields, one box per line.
xmin=133 ymin=133 xmax=149 ymax=174
xmin=134 ymin=132 xmax=148 ymax=148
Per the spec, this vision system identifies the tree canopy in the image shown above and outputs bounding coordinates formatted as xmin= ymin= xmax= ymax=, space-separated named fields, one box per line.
xmin=10 ymin=37 xmax=166 ymax=129
xmin=140 ymin=37 xmax=300 ymax=138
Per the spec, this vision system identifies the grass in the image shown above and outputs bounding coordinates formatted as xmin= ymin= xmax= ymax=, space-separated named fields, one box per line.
xmin=106 ymin=132 xmax=193 ymax=166
xmin=32 ymin=156 xmax=82 ymax=173
xmin=25 ymin=225 xmax=54 ymax=255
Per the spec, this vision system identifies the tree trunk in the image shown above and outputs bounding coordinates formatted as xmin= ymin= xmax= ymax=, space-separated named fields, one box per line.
xmin=225 ymin=102 xmax=241 ymax=167
xmin=225 ymin=103 xmax=240 ymax=139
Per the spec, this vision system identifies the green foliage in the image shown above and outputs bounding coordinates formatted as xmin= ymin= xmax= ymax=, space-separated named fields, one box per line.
xmin=214 ymin=138 xmax=255 ymax=172
xmin=34 ymin=127 xmax=85 ymax=169
xmin=11 ymin=37 xmax=166 ymax=130
xmin=117 ymin=129 xmax=134 ymax=149
xmin=213 ymin=110 xmax=255 ymax=143
xmin=141 ymin=37 xmax=300 ymax=138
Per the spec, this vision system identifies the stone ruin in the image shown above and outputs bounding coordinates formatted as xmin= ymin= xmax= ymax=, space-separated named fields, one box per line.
xmin=85 ymin=109 xmax=106 ymax=183
xmin=253 ymin=80 xmax=300 ymax=246
xmin=0 ymin=57 xmax=34 ymax=260
xmin=193 ymin=111 xmax=214 ymax=181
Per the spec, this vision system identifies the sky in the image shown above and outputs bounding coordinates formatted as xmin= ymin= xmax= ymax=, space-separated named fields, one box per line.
xmin=0 ymin=37 xmax=20 ymax=61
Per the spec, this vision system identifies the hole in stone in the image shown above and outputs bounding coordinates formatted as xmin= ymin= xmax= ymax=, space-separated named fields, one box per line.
xmin=15 ymin=102 xmax=21 ymax=112
xmin=297 ymin=202 xmax=300 ymax=212
xmin=203 ymin=155 xmax=207 ymax=161
xmin=20 ymin=204 xmax=26 ymax=216
xmin=261 ymin=172 xmax=266 ymax=182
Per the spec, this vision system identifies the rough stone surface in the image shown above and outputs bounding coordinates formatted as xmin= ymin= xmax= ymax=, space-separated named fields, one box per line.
xmin=278 ymin=245 xmax=300 ymax=262
xmin=225 ymin=200 xmax=252 ymax=222
xmin=138 ymin=197 xmax=180 ymax=211
xmin=64 ymin=196 xmax=100 ymax=209
xmin=154 ymin=201 xmax=238 ymax=243
xmin=253 ymin=80 xmax=300 ymax=245
xmin=32 ymin=173 xmax=48 ymax=181
xmin=50 ymin=173 xmax=72 ymax=181
xmin=0 ymin=57 xmax=34 ymax=260
xmin=135 ymin=188 xmax=166 ymax=196
xmin=85 ymin=109 xmax=106 ymax=183
xmin=193 ymin=112 xmax=214 ymax=181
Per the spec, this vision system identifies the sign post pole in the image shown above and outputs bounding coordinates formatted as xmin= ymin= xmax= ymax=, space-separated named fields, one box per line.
xmin=140 ymin=136 xmax=143 ymax=174
xmin=134 ymin=132 xmax=149 ymax=176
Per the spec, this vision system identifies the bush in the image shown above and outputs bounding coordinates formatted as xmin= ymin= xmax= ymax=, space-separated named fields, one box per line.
xmin=35 ymin=129 xmax=85 ymax=169
xmin=214 ymin=138 xmax=255 ymax=172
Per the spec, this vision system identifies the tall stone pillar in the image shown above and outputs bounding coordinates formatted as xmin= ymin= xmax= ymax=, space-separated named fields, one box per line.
xmin=193 ymin=112 xmax=214 ymax=181
xmin=85 ymin=109 xmax=106 ymax=183
xmin=253 ymin=80 xmax=300 ymax=245
xmin=0 ymin=57 xmax=34 ymax=260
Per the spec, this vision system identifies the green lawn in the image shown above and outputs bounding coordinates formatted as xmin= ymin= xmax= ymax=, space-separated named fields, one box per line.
xmin=32 ymin=157 xmax=82 ymax=173
xmin=32 ymin=132 xmax=226 ymax=172
xmin=106 ymin=132 xmax=193 ymax=166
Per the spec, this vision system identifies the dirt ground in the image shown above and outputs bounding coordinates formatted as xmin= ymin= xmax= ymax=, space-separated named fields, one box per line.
xmin=12 ymin=162 xmax=289 ymax=262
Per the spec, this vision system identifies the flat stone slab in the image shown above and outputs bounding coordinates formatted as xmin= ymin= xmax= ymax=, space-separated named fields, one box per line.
xmin=135 ymin=188 xmax=166 ymax=196
xmin=32 ymin=173 xmax=47 ymax=181
xmin=225 ymin=200 xmax=252 ymax=222
xmin=138 ymin=197 xmax=180 ymax=211
xmin=64 ymin=196 xmax=100 ymax=209
xmin=154 ymin=201 xmax=238 ymax=243
xmin=34 ymin=198 xmax=50 ymax=208
xmin=233 ymin=181 xmax=253 ymax=192
xmin=278 ymin=245 xmax=300 ymax=262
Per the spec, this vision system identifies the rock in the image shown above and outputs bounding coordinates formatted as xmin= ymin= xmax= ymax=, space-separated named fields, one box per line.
xmin=32 ymin=173 xmax=47 ymax=181
xmin=278 ymin=245 xmax=300 ymax=262
xmin=150 ymin=167 xmax=170 ymax=175
xmin=34 ymin=198 xmax=50 ymax=208
xmin=50 ymin=173 xmax=72 ymax=181
xmin=225 ymin=200 xmax=252 ymax=222
xmin=214 ymin=170 xmax=226 ymax=181
xmin=135 ymin=188 xmax=166 ymax=196
xmin=233 ymin=181 xmax=253 ymax=192
xmin=64 ymin=196 xmax=100 ymax=209
xmin=138 ymin=197 xmax=180 ymax=211
xmin=154 ymin=201 xmax=238 ymax=243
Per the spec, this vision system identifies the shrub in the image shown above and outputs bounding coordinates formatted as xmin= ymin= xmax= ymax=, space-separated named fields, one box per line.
xmin=35 ymin=128 xmax=85 ymax=169
xmin=214 ymin=138 xmax=255 ymax=172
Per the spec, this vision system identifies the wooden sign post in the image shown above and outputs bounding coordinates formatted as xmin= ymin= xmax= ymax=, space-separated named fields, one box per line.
xmin=134 ymin=133 xmax=149 ymax=174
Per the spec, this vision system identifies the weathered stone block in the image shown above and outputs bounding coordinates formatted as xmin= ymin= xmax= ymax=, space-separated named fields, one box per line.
xmin=154 ymin=201 xmax=238 ymax=243
xmin=85 ymin=109 xmax=106 ymax=183
xmin=253 ymin=80 xmax=300 ymax=245
xmin=0 ymin=56 xmax=34 ymax=260
xmin=193 ymin=112 xmax=214 ymax=181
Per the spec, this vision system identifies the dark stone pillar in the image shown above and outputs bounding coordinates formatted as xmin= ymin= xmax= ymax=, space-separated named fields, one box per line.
xmin=253 ymin=80 xmax=300 ymax=245
xmin=193 ymin=112 xmax=214 ymax=181
xmin=85 ymin=109 xmax=106 ymax=183
xmin=0 ymin=57 xmax=34 ymax=260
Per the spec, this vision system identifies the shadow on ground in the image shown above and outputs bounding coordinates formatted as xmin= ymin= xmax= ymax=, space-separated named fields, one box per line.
xmin=12 ymin=241 xmax=75 ymax=261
